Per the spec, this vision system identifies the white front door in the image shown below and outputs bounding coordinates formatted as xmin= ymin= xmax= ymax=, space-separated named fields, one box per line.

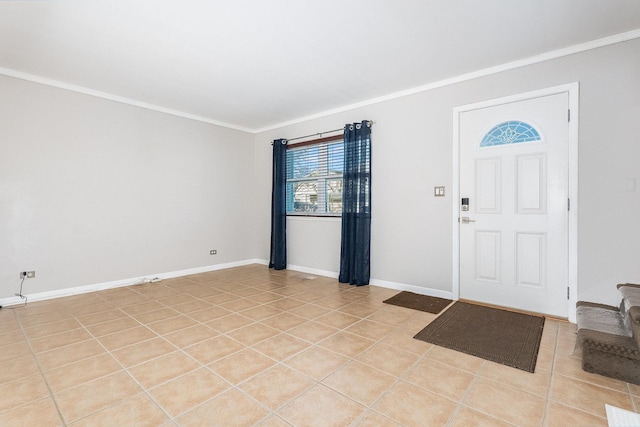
xmin=459 ymin=92 xmax=569 ymax=317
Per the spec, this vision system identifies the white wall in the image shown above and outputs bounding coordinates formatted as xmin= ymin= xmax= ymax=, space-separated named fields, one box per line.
xmin=255 ymin=38 xmax=640 ymax=306
xmin=0 ymin=75 xmax=256 ymax=299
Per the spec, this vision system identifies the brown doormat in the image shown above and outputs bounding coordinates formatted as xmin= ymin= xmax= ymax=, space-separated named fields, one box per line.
xmin=413 ymin=301 xmax=545 ymax=372
xmin=383 ymin=291 xmax=452 ymax=314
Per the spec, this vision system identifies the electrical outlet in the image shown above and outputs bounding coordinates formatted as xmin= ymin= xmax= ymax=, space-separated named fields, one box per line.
xmin=19 ymin=271 xmax=36 ymax=279
xmin=210 ymin=250 xmax=217 ymax=255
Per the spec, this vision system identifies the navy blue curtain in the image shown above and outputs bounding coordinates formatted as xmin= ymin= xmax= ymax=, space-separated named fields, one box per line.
xmin=269 ymin=139 xmax=287 ymax=270
xmin=339 ymin=121 xmax=372 ymax=285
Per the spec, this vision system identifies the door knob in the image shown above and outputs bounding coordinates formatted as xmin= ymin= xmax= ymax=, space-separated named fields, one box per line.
xmin=460 ymin=217 xmax=476 ymax=224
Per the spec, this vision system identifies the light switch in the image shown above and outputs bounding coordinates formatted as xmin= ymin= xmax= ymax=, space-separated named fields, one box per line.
xmin=434 ymin=186 xmax=445 ymax=197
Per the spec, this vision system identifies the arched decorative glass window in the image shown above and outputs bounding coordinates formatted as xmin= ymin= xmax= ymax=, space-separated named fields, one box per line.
xmin=480 ymin=121 xmax=541 ymax=147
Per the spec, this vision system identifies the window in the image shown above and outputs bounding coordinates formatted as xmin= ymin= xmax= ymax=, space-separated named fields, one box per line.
xmin=286 ymin=137 xmax=344 ymax=216
xmin=480 ymin=121 xmax=541 ymax=147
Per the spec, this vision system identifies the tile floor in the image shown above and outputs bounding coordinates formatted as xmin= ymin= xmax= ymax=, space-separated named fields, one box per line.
xmin=0 ymin=264 xmax=637 ymax=426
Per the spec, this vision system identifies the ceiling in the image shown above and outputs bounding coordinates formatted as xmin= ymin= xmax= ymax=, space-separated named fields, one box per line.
xmin=1 ymin=1 xmax=640 ymax=132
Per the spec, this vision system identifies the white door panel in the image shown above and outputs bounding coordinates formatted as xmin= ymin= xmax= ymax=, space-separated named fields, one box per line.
xmin=459 ymin=93 xmax=569 ymax=317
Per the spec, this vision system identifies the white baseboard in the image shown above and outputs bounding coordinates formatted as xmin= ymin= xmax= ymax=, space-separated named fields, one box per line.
xmin=368 ymin=278 xmax=454 ymax=300
xmin=0 ymin=259 xmax=261 ymax=307
xmin=259 ymin=259 xmax=454 ymax=300
xmin=1 ymin=259 xmax=453 ymax=307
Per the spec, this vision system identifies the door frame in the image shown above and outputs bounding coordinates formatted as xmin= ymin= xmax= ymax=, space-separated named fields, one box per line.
xmin=452 ymin=83 xmax=579 ymax=322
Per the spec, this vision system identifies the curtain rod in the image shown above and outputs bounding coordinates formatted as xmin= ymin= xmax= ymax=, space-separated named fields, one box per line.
xmin=271 ymin=120 xmax=373 ymax=145
xmin=286 ymin=127 xmax=343 ymax=143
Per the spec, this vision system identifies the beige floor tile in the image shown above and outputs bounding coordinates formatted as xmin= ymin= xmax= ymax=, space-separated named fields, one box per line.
xmin=0 ymin=354 xmax=40 ymax=383
xmin=449 ymin=406 xmax=513 ymax=427
xmin=424 ymin=345 xmax=485 ymax=374
xmin=356 ymin=343 xmax=420 ymax=377
xmin=292 ymin=290 xmax=331 ymax=303
xmin=149 ymin=368 xmax=230 ymax=418
xmin=220 ymin=297 xmax=259 ymax=312
xmin=536 ymin=347 xmax=555 ymax=372
xmin=18 ymin=310 xmax=73 ymax=328
xmin=22 ymin=317 xmax=82 ymax=340
xmin=86 ymin=316 xmax=140 ymax=337
xmin=287 ymin=320 xmax=340 ymax=343
xmin=278 ymin=384 xmax=366 ymax=427
xmin=171 ymin=299 xmax=214 ymax=314
xmin=100 ymin=291 xmax=149 ymax=307
xmin=555 ymin=333 xmax=578 ymax=356
xmin=464 ymin=378 xmax=546 ymax=427
xmin=132 ymin=284 xmax=180 ymax=299
xmin=69 ymin=392 xmax=169 ymax=427
xmin=403 ymin=358 xmax=475 ymax=402
xmin=0 ymin=341 xmax=32 ymax=363
xmin=163 ymin=324 xmax=217 ymax=347
xmin=188 ymin=305 xmax=235 ymax=322
xmin=288 ymin=303 xmax=333 ymax=320
xmin=539 ymin=323 xmax=558 ymax=351
xmin=247 ymin=291 xmax=283 ymax=304
xmin=285 ymin=346 xmax=350 ymax=380
xmin=373 ymin=380 xmax=457 ymax=427
xmin=346 ymin=319 xmax=395 ymax=340
xmin=316 ymin=311 xmax=361 ymax=329
xmin=44 ymin=353 xmax=122 ymax=392
xmin=75 ymin=308 xmax=128 ymax=326
xmin=339 ymin=302 xmax=383 ymax=318
xmin=98 ymin=326 xmax=158 ymax=351
xmin=367 ymin=308 xmax=415 ymax=326
xmin=183 ymin=335 xmax=244 ymax=364
xmin=319 ymin=331 xmax=375 ymax=358
xmin=0 ymin=320 xmax=23 ymax=338
xmin=146 ymin=314 xmax=198 ymax=335
xmin=36 ymin=339 xmax=107 ymax=371
xmin=128 ymin=351 xmax=200 ymax=389
xmin=379 ymin=329 xmax=432 ymax=355
xmin=260 ymin=312 xmax=307 ymax=331
xmin=232 ymin=286 xmax=265 ymax=297
xmin=0 ymin=328 xmax=27 ymax=346
xmin=65 ymin=299 xmax=116 ymax=315
xmin=227 ymin=322 xmax=281 ymax=346
xmin=266 ymin=297 xmax=307 ymax=311
xmin=203 ymin=291 xmax=240 ymax=305
xmin=111 ymin=337 xmax=176 ymax=367
xmin=477 ymin=360 xmax=551 ymax=397
xmin=255 ymin=414 xmax=292 ymax=427
xmin=240 ymin=304 xmax=283 ymax=321
xmin=241 ymin=364 xmax=314 ymax=410
xmin=0 ymin=397 xmax=63 ymax=426
xmin=132 ymin=307 xmax=180 ymax=324
xmin=29 ymin=328 xmax=92 ymax=353
xmin=208 ymin=348 xmax=275 ymax=384
xmin=629 ymin=383 xmax=640 ymax=397
xmin=0 ymin=373 xmax=50 ymax=413
xmin=252 ymin=333 xmax=310 ymax=361
xmin=323 ymin=361 xmax=396 ymax=406
xmin=554 ymin=353 xmax=628 ymax=392
xmin=157 ymin=293 xmax=199 ymax=307
xmin=120 ymin=301 xmax=166 ymax=316
xmin=177 ymin=388 xmax=269 ymax=426
xmin=352 ymin=410 xmax=401 ymax=426
xmin=549 ymin=374 xmax=634 ymax=418
xmin=55 ymin=371 xmax=142 ymax=424
xmin=205 ymin=313 xmax=254 ymax=333
xmin=544 ymin=401 xmax=607 ymax=427
xmin=314 ymin=296 xmax=354 ymax=310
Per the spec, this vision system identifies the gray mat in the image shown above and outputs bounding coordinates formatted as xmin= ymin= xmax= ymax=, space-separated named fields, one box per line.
xmin=414 ymin=301 xmax=545 ymax=372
